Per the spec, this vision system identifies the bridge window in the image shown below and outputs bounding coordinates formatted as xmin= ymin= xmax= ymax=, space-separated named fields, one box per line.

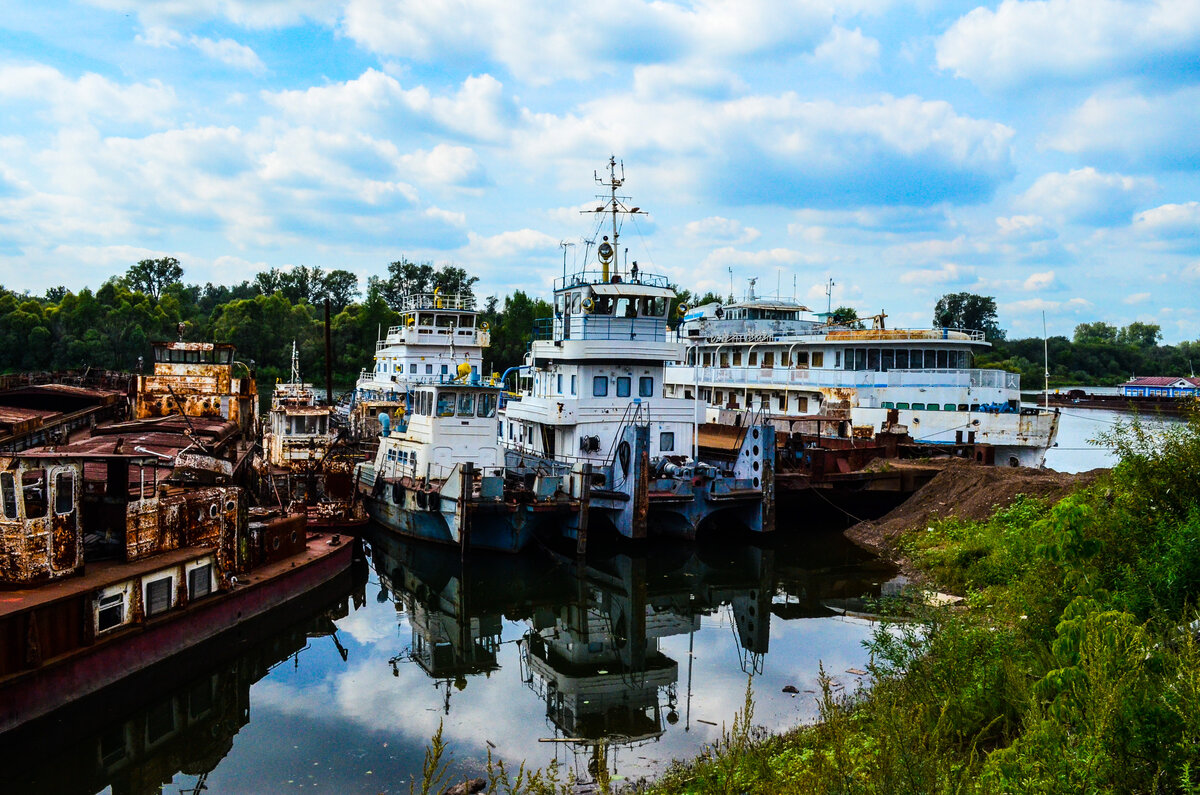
xmin=437 ymin=392 xmax=455 ymax=417
xmin=639 ymin=376 xmax=653 ymax=397
xmin=896 ymin=349 xmax=909 ymax=368
xmin=882 ymin=350 xmax=894 ymax=370
xmin=478 ymin=393 xmax=497 ymax=418
xmin=617 ymin=377 xmax=631 ymax=397
xmin=616 ymin=297 xmax=635 ymax=318
xmin=22 ymin=470 xmax=47 ymax=519
xmin=458 ymin=392 xmax=475 ymax=417
xmin=593 ymin=376 xmax=608 ymax=397
xmin=868 ymin=349 xmax=880 ymax=371
xmin=660 ymin=432 xmax=675 ymax=452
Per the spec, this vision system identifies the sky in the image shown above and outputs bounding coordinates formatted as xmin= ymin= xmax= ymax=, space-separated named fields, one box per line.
xmin=0 ymin=0 xmax=1198 ymax=341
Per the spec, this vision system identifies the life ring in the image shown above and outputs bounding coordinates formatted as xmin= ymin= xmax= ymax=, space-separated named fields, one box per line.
xmin=582 ymin=297 xmax=595 ymax=314
xmin=676 ymin=303 xmax=689 ymax=318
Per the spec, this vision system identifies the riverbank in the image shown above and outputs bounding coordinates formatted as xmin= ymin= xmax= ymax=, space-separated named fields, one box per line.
xmin=634 ymin=410 xmax=1200 ymax=794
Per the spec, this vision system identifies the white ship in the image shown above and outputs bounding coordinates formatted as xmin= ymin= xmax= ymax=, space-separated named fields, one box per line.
xmin=663 ymin=283 xmax=1059 ymax=467
xmin=349 ymin=290 xmax=489 ymax=438
xmin=500 ymin=158 xmax=774 ymax=541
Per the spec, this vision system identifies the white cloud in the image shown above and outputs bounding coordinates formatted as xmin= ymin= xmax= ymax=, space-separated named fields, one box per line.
xmin=996 ymin=214 xmax=1055 ymax=242
xmin=809 ymin=26 xmax=880 ymax=78
xmin=899 ymin=262 xmax=974 ymax=285
xmin=85 ymin=0 xmax=340 ymax=29
xmin=1005 ymin=296 xmax=1091 ymax=314
xmin=1022 ymin=271 xmax=1057 ymax=291
xmin=681 ymin=217 xmax=761 ymax=246
xmin=1132 ymin=202 xmax=1200 ymax=239
xmin=0 ymin=65 xmax=177 ymax=126
xmin=464 ymin=228 xmax=558 ymax=259
xmin=1124 ymin=291 xmax=1151 ymax=304
xmin=341 ymin=0 xmax=838 ymax=84
xmin=398 ymin=144 xmax=488 ymax=189
xmin=1043 ymin=86 xmax=1200 ymax=168
xmin=138 ymin=26 xmax=266 ymax=72
xmin=936 ymin=0 xmax=1200 ymax=90
xmin=1017 ymin=167 xmax=1156 ymax=226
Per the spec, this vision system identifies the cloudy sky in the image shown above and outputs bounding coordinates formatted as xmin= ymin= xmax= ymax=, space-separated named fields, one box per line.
xmin=1 ymin=0 xmax=1198 ymax=340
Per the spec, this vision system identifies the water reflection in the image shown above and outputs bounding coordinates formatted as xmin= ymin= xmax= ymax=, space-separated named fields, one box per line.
xmin=367 ymin=528 xmax=894 ymax=786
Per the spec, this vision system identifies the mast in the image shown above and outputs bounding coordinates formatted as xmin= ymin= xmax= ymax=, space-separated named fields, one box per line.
xmin=585 ymin=156 xmax=643 ymax=282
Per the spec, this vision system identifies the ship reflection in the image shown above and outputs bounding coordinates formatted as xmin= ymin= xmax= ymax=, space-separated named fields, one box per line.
xmin=366 ymin=527 xmax=891 ymax=787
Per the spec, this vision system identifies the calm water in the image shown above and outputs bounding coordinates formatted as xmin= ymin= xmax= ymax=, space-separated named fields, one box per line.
xmin=8 ymin=412 xmax=1128 ymax=795
xmin=8 ymin=525 xmax=896 ymax=794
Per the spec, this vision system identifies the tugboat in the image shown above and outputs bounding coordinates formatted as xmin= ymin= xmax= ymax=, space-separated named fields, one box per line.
xmin=500 ymin=158 xmax=775 ymax=542
xmin=354 ymin=372 xmax=578 ymax=553
xmin=260 ymin=342 xmax=364 ymax=528
xmin=349 ymin=289 xmax=489 ymax=440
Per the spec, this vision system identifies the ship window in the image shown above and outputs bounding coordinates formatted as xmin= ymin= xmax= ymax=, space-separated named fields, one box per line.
xmin=616 ymin=298 xmax=635 ymax=318
xmin=897 ymin=402 xmax=910 ymax=410
xmin=868 ymin=349 xmax=880 ymax=371
xmin=748 ymin=352 xmax=758 ymax=366
xmin=732 ymin=352 xmax=742 ymax=366
xmin=660 ymin=432 xmax=675 ymax=452
xmin=557 ymin=374 xmax=563 ymax=393
xmin=54 ymin=470 xmax=74 ymax=515
xmin=926 ymin=404 xmax=940 ymax=411
xmin=1 ymin=472 xmax=16 ymax=520
xmin=188 ymin=564 xmax=212 ymax=600
xmin=409 ymin=363 xmax=417 ymax=374
xmin=477 ymin=393 xmax=497 ymax=418
xmin=812 ymin=351 xmax=824 ymax=368
xmin=912 ymin=403 xmax=926 ymax=410
xmin=896 ymin=349 xmax=909 ymax=368
xmin=97 ymin=590 xmax=126 ymax=632
xmin=458 ymin=392 xmax=475 ymax=417
xmin=882 ymin=401 xmax=895 ymax=409
xmin=855 ymin=349 xmax=867 ymax=371
xmin=441 ymin=364 xmax=448 ymax=375
xmin=937 ymin=350 xmax=949 ymax=368
xmin=21 ymin=469 xmax=47 ymax=519
xmin=719 ymin=352 xmax=729 ymax=367
xmin=778 ymin=394 xmax=787 ymax=411
xmin=617 ymin=377 xmax=631 ymax=397
xmin=145 ymin=576 xmax=174 ymax=617
xmin=647 ymin=297 xmax=667 ymax=316
xmin=639 ymin=376 xmax=653 ymax=397
xmin=571 ymin=375 xmax=577 ymax=395
xmin=881 ymin=349 xmax=894 ymax=370
xmin=762 ymin=352 xmax=774 ymax=368
xmin=436 ymin=392 xmax=456 ymax=417
xmin=794 ymin=351 xmax=808 ymax=368
xmin=593 ymin=376 xmax=608 ymax=397
xmin=947 ymin=404 xmax=959 ymax=411
xmin=703 ymin=352 xmax=713 ymax=367
xmin=571 ymin=293 xmax=582 ymax=313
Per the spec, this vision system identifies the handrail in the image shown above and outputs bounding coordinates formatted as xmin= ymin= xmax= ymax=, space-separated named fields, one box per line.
xmin=554 ymin=270 xmax=670 ymax=290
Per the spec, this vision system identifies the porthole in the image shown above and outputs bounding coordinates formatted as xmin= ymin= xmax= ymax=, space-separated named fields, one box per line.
xmin=225 ymin=500 xmax=236 ymax=512
xmin=753 ymin=460 xmax=759 ymax=471
xmin=272 ymin=536 xmax=281 ymax=550
xmin=752 ymin=428 xmax=759 ymax=439
xmin=209 ymin=503 xmax=219 ymax=518
xmin=753 ymin=445 xmax=759 ymax=456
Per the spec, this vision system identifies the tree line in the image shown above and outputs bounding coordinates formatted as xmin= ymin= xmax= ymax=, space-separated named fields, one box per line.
xmin=2 ymin=267 xmax=1195 ymax=392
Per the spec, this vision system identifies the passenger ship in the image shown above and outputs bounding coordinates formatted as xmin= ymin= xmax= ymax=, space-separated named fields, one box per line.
xmin=501 ymin=158 xmax=774 ymax=541
xmin=663 ymin=284 xmax=1059 ymax=467
xmin=349 ymin=289 xmax=489 ymax=438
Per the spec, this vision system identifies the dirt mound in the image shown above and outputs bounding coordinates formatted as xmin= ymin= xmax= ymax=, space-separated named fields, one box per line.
xmin=846 ymin=459 xmax=1105 ymax=555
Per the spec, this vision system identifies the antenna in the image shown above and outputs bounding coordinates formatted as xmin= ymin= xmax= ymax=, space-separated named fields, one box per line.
xmin=582 ymin=156 xmax=643 ymax=282
xmin=727 ymin=267 xmax=734 ymax=303
xmin=825 ymin=278 xmax=835 ymax=315
xmin=559 ymin=240 xmax=574 ymax=281
xmin=1042 ymin=311 xmax=1050 ymax=410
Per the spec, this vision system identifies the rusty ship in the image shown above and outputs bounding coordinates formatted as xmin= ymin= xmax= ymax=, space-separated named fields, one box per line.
xmin=0 ymin=339 xmax=355 ymax=736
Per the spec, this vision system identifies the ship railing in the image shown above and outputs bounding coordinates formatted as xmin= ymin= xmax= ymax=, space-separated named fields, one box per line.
xmin=821 ymin=327 xmax=986 ymax=342
xmin=531 ymin=316 xmax=667 ymax=341
xmin=554 ymin=270 xmax=670 ymax=290
xmin=378 ymin=326 xmax=483 ymax=348
xmin=398 ymin=292 xmax=476 ymax=312
xmin=670 ymin=365 xmax=1019 ymax=391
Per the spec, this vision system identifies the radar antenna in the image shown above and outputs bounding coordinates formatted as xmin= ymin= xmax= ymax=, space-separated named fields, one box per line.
xmin=582 ymin=156 xmax=645 ymax=282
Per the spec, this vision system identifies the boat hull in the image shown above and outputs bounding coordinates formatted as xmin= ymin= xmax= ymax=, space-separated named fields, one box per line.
xmin=361 ymin=492 xmax=542 ymax=553
xmin=0 ymin=536 xmax=355 ymax=736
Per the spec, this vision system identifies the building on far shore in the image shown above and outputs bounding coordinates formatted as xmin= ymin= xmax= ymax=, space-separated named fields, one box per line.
xmin=1118 ymin=376 xmax=1200 ymax=398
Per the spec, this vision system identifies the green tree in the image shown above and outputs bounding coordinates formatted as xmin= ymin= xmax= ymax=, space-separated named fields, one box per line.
xmin=934 ymin=292 xmax=1005 ymax=340
xmin=126 ymin=257 xmax=184 ymax=300
xmin=830 ymin=306 xmax=864 ymax=329
xmin=1116 ymin=321 xmax=1161 ymax=348
xmin=1073 ymin=321 xmax=1118 ymax=344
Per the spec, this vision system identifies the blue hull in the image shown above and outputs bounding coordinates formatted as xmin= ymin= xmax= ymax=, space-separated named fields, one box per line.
xmin=361 ymin=493 xmax=540 ymax=553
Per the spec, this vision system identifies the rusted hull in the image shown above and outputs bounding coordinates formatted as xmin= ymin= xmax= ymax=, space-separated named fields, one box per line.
xmin=362 ymin=494 xmax=541 ymax=553
xmin=0 ymin=537 xmax=353 ymax=735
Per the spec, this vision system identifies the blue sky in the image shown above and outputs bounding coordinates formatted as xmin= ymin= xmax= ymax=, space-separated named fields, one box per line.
xmin=1 ymin=0 xmax=1198 ymax=341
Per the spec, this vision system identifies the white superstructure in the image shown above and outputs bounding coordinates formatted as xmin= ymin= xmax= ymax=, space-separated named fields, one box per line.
xmin=664 ymin=287 xmax=1059 ymax=467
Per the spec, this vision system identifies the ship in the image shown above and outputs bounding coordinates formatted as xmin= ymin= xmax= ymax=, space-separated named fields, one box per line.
xmin=500 ymin=158 xmax=775 ymax=542
xmin=663 ymin=282 xmax=1060 ymax=467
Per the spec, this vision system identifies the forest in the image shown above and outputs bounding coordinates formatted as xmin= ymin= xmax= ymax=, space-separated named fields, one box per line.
xmin=0 ymin=264 xmax=1196 ymax=391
